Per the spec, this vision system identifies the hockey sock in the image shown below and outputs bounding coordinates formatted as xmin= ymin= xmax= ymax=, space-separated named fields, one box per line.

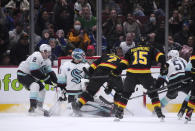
xmin=160 ymin=96 xmax=171 ymax=108
xmin=29 ymin=82 xmax=40 ymax=108
xmin=37 ymin=89 xmax=46 ymax=108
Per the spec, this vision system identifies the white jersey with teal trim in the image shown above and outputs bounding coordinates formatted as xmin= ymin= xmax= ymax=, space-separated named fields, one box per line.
xmin=167 ymin=57 xmax=187 ymax=81
xmin=58 ymin=61 xmax=90 ymax=93
xmin=18 ymin=51 xmax=52 ymax=75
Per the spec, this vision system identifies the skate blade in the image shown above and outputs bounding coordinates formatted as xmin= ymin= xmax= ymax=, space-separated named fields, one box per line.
xmin=160 ymin=117 xmax=165 ymax=122
xmin=184 ymin=120 xmax=189 ymax=124
xmin=28 ymin=112 xmax=39 ymax=116
xmin=114 ymin=118 xmax=120 ymax=122
xmin=72 ymin=112 xmax=82 ymax=117
xmin=177 ymin=113 xmax=183 ymax=120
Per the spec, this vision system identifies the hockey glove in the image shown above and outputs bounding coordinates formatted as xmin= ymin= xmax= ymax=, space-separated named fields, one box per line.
xmin=110 ymin=69 xmax=121 ymax=77
xmin=160 ymin=63 xmax=169 ymax=76
xmin=44 ymin=75 xmax=53 ymax=85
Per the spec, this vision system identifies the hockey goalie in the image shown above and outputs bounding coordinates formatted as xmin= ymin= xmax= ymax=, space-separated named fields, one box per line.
xmin=50 ymin=48 xmax=114 ymax=117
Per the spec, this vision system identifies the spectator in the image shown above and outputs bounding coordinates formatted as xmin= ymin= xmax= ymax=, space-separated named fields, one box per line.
xmin=112 ymin=24 xmax=125 ymax=48
xmin=56 ymin=29 xmax=67 ymax=47
xmin=86 ymin=45 xmax=95 ymax=56
xmin=174 ymin=22 xmax=191 ymax=45
xmin=120 ymin=32 xmax=136 ymax=55
xmin=123 ymin=13 xmax=140 ymax=40
xmin=48 ymin=38 xmax=62 ymax=63
xmin=25 ymin=25 xmax=41 ymax=48
xmin=0 ymin=23 xmax=9 ymax=61
xmin=8 ymin=22 xmax=26 ymax=49
xmin=10 ymin=33 xmax=29 ymax=65
xmin=52 ymin=0 xmax=74 ymax=36
xmin=88 ymin=25 xmax=108 ymax=54
xmin=133 ymin=4 xmax=145 ymax=16
xmin=36 ymin=29 xmax=50 ymax=50
xmin=103 ymin=9 xmax=120 ymax=50
xmin=77 ymin=5 xmax=96 ymax=33
xmin=165 ymin=35 xmax=182 ymax=51
xmin=143 ymin=13 xmax=158 ymax=34
xmin=47 ymin=23 xmax=56 ymax=38
xmin=187 ymin=35 xmax=195 ymax=47
xmin=0 ymin=52 xmax=11 ymax=65
xmin=74 ymin=0 xmax=92 ymax=19
xmin=34 ymin=0 xmax=41 ymax=23
xmin=67 ymin=20 xmax=91 ymax=52
xmin=169 ymin=10 xmax=183 ymax=35
xmin=35 ymin=9 xmax=51 ymax=36
xmin=5 ymin=0 xmax=29 ymax=11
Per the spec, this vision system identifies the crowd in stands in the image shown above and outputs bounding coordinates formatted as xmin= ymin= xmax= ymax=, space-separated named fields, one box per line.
xmin=0 ymin=0 xmax=195 ymax=66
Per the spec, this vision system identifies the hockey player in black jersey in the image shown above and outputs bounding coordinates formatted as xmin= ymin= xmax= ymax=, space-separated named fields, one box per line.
xmin=184 ymin=48 xmax=195 ymax=123
xmin=112 ymin=36 xmax=167 ymax=120
xmin=71 ymin=51 xmax=126 ymax=115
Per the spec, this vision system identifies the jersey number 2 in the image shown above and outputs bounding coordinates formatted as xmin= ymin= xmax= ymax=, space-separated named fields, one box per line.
xmin=133 ymin=51 xmax=148 ymax=65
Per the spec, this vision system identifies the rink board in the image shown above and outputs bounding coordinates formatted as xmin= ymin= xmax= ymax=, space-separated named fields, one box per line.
xmin=0 ymin=66 xmax=191 ymax=112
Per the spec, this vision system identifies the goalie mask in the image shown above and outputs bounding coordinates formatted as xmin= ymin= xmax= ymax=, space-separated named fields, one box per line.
xmin=72 ymin=48 xmax=86 ymax=62
xmin=167 ymin=50 xmax=179 ymax=59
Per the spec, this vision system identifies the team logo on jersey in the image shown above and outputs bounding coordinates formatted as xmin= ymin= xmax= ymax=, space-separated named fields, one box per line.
xmin=71 ymin=69 xmax=83 ymax=84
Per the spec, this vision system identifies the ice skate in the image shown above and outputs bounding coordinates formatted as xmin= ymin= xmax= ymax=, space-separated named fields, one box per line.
xmin=114 ymin=106 xmax=124 ymax=121
xmin=177 ymin=107 xmax=186 ymax=119
xmin=71 ymin=101 xmax=82 ymax=116
xmin=154 ymin=106 xmax=165 ymax=121
xmin=184 ymin=108 xmax=193 ymax=124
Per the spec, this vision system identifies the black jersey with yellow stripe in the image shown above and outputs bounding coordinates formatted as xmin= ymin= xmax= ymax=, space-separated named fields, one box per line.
xmin=190 ymin=49 xmax=195 ymax=74
xmin=90 ymin=54 xmax=125 ymax=70
xmin=122 ymin=45 xmax=165 ymax=74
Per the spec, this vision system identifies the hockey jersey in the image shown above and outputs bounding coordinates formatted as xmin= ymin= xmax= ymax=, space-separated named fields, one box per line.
xmin=90 ymin=54 xmax=125 ymax=71
xmin=166 ymin=57 xmax=187 ymax=81
xmin=58 ymin=61 xmax=90 ymax=94
xmin=18 ymin=51 xmax=52 ymax=75
xmin=121 ymin=44 xmax=165 ymax=74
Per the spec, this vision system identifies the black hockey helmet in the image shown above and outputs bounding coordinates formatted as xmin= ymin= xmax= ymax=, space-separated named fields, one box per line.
xmin=138 ymin=35 xmax=149 ymax=45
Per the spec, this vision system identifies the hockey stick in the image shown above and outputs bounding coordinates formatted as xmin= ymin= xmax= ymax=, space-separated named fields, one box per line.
xmin=147 ymin=77 xmax=192 ymax=94
xmin=86 ymin=101 xmax=112 ymax=113
xmin=89 ymin=72 xmax=161 ymax=79
xmin=99 ymin=95 xmax=134 ymax=116
xmin=49 ymin=89 xmax=66 ymax=116
xmin=127 ymin=77 xmax=192 ymax=100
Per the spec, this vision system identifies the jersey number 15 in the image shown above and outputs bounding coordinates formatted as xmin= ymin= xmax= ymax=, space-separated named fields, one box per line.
xmin=133 ymin=51 xmax=148 ymax=65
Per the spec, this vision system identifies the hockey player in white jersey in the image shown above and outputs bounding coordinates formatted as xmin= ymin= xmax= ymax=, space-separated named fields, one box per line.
xmin=157 ymin=50 xmax=192 ymax=118
xmin=57 ymin=48 xmax=90 ymax=106
xmin=17 ymin=44 xmax=57 ymax=116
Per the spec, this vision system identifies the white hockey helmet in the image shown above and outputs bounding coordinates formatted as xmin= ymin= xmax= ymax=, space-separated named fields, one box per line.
xmin=39 ymin=44 xmax=51 ymax=52
xmin=71 ymin=48 xmax=86 ymax=61
xmin=167 ymin=50 xmax=179 ymax=59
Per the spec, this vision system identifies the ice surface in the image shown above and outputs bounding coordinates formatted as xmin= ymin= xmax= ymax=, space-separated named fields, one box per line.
xmin=0 ymin=112 xmax=194 ymax=131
